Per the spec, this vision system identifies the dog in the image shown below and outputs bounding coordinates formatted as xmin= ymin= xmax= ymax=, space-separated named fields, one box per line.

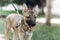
xmin=5 ymin=3 xmax=38 ymax=40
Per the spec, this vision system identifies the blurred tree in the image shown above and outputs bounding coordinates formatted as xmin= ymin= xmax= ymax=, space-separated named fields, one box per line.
xmin=0 ymin=0 xmax=46 ymax=14
xmin=0 ymin=0 xmax=46 ymax=6
xmin=24 ymin=0 xmax=46 ymax=15
xmin=0 ymin=0 xmax=10 ymax=6
xmin=24 ymin=0 xmax=46 ymax=8
xmin=38 ymin=0 xmax=46 ymax=15
xmin=0 ymin=0 xmax=6 ymax=10
xmin=45 ymin=0 xmax=51 ymax=25
xmin=7 ymin=0 xmax=24 ymax=5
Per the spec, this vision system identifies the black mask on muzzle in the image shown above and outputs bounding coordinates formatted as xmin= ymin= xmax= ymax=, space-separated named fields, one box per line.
xmin=26 ymin=20 xmax=36 ymax=27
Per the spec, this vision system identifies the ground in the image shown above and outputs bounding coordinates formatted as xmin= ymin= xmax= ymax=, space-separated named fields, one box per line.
xmin=0 ymin=34 xmax=5 ymax=40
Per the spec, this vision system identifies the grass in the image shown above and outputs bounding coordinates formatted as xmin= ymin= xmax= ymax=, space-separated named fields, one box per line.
xmin=32 ymin=23 xmax=60 ymax=40
xmin=0 ymin=10 xmax=16 ymax=15
xmin=0 ymin=18 xmax=5 ymax=33
xmin=0 ymin=18 xmax=60 ymax=40
xmin=0 ymin=10 xmax=44 ymax=18
xmin=0 ymin=10 xmax=22 ymax=15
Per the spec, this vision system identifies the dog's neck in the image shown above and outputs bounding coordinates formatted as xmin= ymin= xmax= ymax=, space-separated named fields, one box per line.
xmin=20 ymin=18 xmax=29 ymax=32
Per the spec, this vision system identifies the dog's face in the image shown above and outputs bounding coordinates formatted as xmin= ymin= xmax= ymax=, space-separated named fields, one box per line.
xmin=22 ymin=4 xmax=38 ymax=28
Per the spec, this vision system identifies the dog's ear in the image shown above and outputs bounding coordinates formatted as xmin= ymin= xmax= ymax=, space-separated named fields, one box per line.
xmin=22 ymin=3 xmax=28 ymax=14
xmin=33 ymin=5 xmax=39 ymax=15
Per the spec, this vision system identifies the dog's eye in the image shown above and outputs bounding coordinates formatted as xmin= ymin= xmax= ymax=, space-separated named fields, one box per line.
xmin=26 ymin=16 xmax=30 ymax=18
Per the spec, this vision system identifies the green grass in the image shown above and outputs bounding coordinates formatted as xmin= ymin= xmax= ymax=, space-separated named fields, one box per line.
xmin=0 ymin=10 xmax=44 ymax=18
xmin=0 ymin=10 xmax=22 ymax=15
xmin=32 ymin=23 xmax=60 ymax=40
xmin=0 ymin=18 xmax=60 ymax=40
xmin=0 ymin=10 xmax=15 ymax=15
xmin=0 ymin=18 xmax=5 ymax=33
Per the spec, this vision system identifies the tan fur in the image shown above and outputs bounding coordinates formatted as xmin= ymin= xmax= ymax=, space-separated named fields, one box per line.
xmin=5 ymin=14 xmax=33 ymax=40
xmin=5 ymin=4 xmax=38 ymax=40
xmin=5 ymin=14 xmax=22 ymax=40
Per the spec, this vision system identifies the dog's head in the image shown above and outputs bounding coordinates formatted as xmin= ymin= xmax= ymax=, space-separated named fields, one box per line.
xmin=22 ymin=4 xmax=38 ymax=29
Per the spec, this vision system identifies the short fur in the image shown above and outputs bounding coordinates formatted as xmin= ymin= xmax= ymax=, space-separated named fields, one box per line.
xmin=5 ymin=3 xmax=38 ymax=40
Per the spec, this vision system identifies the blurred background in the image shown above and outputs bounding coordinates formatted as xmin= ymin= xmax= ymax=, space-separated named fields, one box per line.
xmin=0 ymin=0 xmax=60 ymax=40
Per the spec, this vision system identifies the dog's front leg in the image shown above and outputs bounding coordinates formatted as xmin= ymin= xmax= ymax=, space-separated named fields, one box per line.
xmin=5 ymin=21 xmax=11 ymax=40
xmin=13 ymin=31 xmax=16 ymax=40
xmin=19 ymin=32 xmax=25 ymax=40
xmin=5 ymin=27 xmax=11 ymax=40
xmin=12 ymin=27 xmax=20 ymax=40
xmin=27 ymin=32 xmax=33 ymax=40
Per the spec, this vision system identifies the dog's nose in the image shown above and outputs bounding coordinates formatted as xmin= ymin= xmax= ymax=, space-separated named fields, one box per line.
xmin=26 ymin=20 xmax=36 ymax=26
xmin=31 ymin=22 xmax=36 ymax=26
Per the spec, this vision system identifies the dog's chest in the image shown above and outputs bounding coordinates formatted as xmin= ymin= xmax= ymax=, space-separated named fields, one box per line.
xmin=25 ymin=31 xmax=32 ymax=36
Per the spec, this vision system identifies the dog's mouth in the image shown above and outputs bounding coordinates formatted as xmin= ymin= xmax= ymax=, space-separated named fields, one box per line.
xmin=29 ymin=26 xmax=35 ymax=31
xmin=26 ymin=20 xmax=36 ymax=30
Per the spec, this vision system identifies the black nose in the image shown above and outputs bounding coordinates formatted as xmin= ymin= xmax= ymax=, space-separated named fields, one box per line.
xmin=30 ymin=22 xmax=36 ymax=26
xmin=26 ymin=20 xmax=36 ymax=26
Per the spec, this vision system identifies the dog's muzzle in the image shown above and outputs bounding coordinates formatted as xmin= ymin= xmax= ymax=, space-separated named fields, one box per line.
xmin=26 ymin=20 xmax=36 ymax=27
xmin=26 ymin=20 xmax=36 ymax=31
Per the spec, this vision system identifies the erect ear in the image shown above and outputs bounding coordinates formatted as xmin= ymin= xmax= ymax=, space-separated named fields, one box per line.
xmin=22 ymin=3 xmax=28 ymax=14
xmin=33 ymin=5 xmax=39 ymax=14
